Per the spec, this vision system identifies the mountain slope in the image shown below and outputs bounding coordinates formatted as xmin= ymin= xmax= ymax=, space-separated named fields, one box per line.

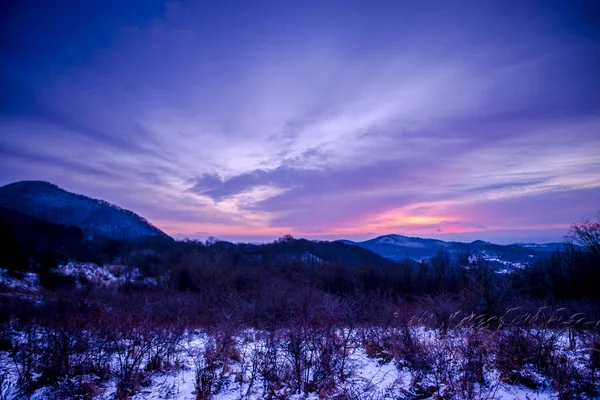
xmin=0 ymin=181 xmax=170 ymax=241
xmin=359 ymin=234 xmax=450 ymax=260
xmin=349 ymin=234 xmax=561 ymax=266
xmin=252 ymin=237 xmax=394 ymax=268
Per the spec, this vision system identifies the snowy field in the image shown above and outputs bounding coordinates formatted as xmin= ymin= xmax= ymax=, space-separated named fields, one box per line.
xmin=2 ymin=325 xmax=595 ymax=399
xmin=1 ymin=263 xmax=599 ymax=399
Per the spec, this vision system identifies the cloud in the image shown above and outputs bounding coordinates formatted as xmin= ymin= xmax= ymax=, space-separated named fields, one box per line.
xmin=1 ymin=1 xmax=599 ymax=242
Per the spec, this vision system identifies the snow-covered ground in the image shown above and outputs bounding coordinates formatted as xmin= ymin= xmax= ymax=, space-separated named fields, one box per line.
xmin=0 ymin=269 xmax=39 ymax=291
xmin=469 ymin=252 xmax=529 ymax=272
xmin=2 ymin=327 xmax=588 ymax=400
xmin=56 ymin=262 xmax=159 ymax=287
xmin=0 ymin=262 xmax=159 ymax=291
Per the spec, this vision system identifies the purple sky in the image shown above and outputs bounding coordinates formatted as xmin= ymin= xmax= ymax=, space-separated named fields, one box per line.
xmin=1 ymin=1 xmax=599 ymax=243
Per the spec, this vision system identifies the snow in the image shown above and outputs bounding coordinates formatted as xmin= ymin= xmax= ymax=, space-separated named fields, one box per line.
xmin=56 ymin=262 xmax=121 ymax=284
xmin=1 ymin=326 xmax=590 ymax=400
xmin=494 ymin=384 xmax=555 ymax=399
xmin=376 ymin=236 xmax=427 ymax=248
xmin=108 ymin=331 xmax=564 ymax=400
xmin=374 ymin=235 xmax=449 ymax=249
xmin=0 ymin=269 xmax=39 ymax=291
xmin=55 ymin=261 xmax=162 ymax=287
xmin=301 ymin=252 xmax=325 ymax=264
xmin=97 ymin=332 xmax=415 ymax=400
xmin=469 ymin=252 xmax=529 ymax=272
xmin=0 ymin=263 xmax=159 ymax=292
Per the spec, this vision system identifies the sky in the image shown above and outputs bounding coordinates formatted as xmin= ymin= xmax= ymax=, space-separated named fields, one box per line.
xmin=1 ymin=1 xmax=599 ymax=244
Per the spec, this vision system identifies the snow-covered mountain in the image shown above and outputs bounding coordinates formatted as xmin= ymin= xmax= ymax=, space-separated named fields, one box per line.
xmin=0 ymin=181 xmax=170 ymax=241
xmin=342 ymin=234 xmax=562 ymax=267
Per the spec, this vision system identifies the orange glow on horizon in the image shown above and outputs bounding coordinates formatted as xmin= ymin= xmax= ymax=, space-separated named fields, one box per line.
xmin=153 ymin=195 xmax=575 ymax=241
xmin=155 ymin=210 xmax=574 ymax=240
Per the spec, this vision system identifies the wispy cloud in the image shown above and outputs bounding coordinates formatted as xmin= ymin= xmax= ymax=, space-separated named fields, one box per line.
xmin=1 ymin=1 xmax=599 ymax=243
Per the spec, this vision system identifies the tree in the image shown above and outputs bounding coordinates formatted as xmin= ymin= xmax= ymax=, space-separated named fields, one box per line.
xmin=567 ymin=213 xmax=600 ymax=257
xmin=431 ymin=248 xmax=451 ymax=292
xmin=276 ymin=234 xmax=295 ymax=243
xmin=205 ymin=236 xmax=219 ymax=247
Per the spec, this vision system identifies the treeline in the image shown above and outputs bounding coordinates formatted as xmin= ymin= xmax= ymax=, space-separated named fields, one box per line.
xmin=3 ymin=203 xmax=600 ymax=323
xmin=19 ymin=240 xmax=599 ymax=330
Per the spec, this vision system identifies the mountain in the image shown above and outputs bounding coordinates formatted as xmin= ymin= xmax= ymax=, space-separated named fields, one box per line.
xmin=251 ymin=237 xmax=394 ymax=268
xmin=343 ymin=234 xmax=562 ymax=268
xmin=359 ymin=234 xmax=451 ymax=260
xmin=0 ymin=181 xmax=171 ymax=241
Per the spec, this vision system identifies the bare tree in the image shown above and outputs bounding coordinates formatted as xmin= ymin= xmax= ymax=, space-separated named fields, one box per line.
xmin=567 ymin=212 xmax=600 ymax=257
xmin=431 ymin=248 xmax=450 ymax=292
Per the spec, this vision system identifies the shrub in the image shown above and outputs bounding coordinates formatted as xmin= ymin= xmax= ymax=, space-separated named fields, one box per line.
xmin=495 ymin=327 xmax=538 ymax=387
xmin=193 ymin=338 xmax=219 ymax=400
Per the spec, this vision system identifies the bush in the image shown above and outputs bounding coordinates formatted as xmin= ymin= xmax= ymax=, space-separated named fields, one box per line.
xmin=495 ymin=327 xmax=540 ymax=387
xmin=193 ymin=338 xmax=219 ymax=400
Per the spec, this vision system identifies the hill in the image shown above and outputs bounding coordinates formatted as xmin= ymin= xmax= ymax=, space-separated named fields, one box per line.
xmin=250 ymin=236 xmax=394 ymax=268
xmin=343 ymin=234 xmax=562 ymax=269
xmin=0 ymin=181 xmax=171 ymax=241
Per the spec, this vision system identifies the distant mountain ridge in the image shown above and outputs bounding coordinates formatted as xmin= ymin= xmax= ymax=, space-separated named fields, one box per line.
xmin=0 ymin=181 xmax=170 ymax=241
xmin=339 ymin=234 xmax=562 ymax=268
